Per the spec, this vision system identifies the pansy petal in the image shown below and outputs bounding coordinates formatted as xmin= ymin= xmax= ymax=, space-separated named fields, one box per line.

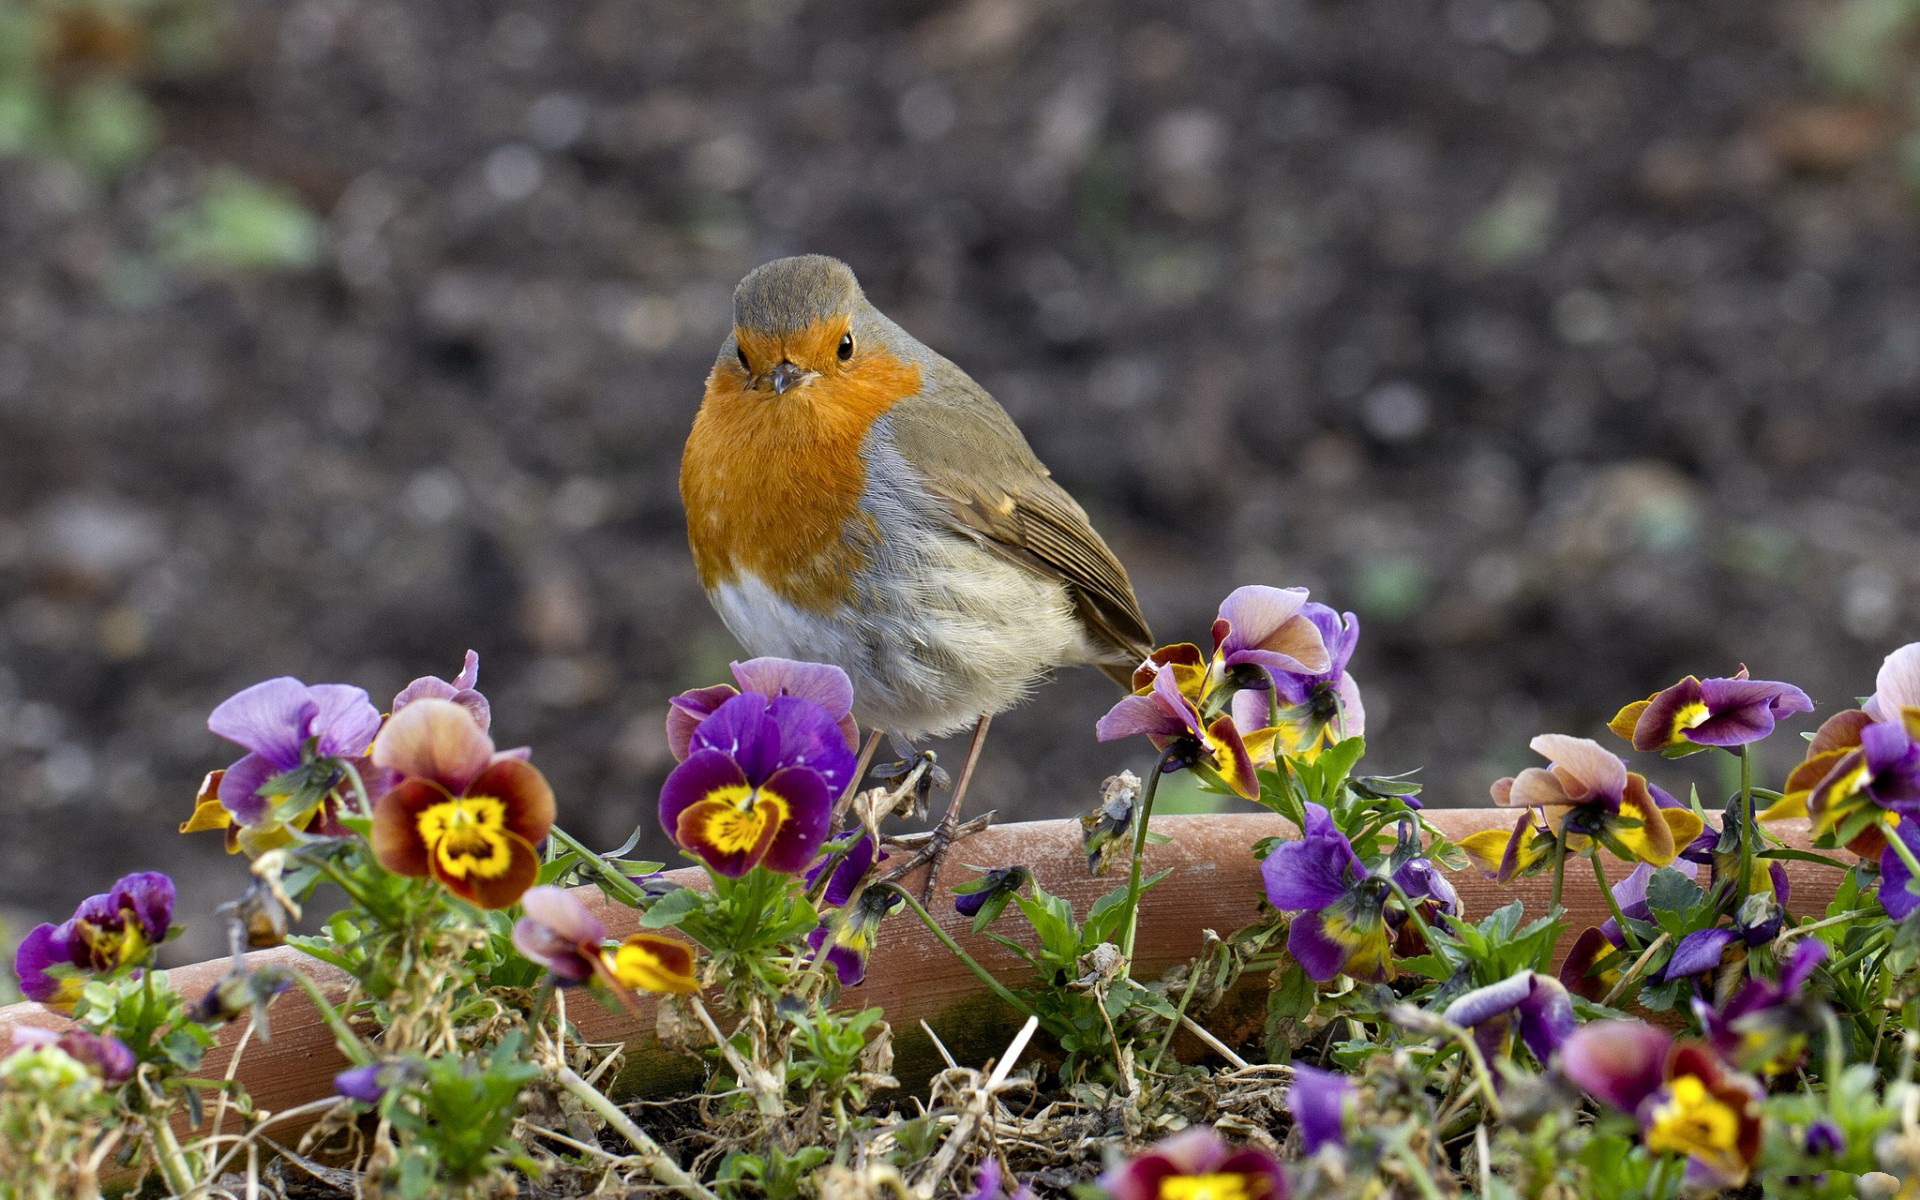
xmin=732 ymin=658 xmax=855 ymax=730
xmin=436 ymin=830 xmax=540 ymax=910
xmin=369 ymin=779 xmax=445 ymax=878
xmin=665 ymin=684 xmax=738 ymax=761
xmin=1286 ymin=1064 xmax=1352 ymax=1153
xmin=1205 ymin=716 xmax=1260 ymax=799
xmin=469 ymin=758 xmax=556 ymax=846
xmin=519 ymin=884 xmax=605 ymax=948
xmin=1560 ymin=1020 xmax=1672 ymax=1114
xmin=689 ymin=692 xmax=782 ymax=780
xmin=756 ymin=766 xmax=834 ymax=874
xmin=611 ymin=932 xmax=700 ymax=994
xmin=372 ymin=698 xmax=495 ymax=793
xmin=659 ymin=750 xmax=751 ymax=835
xmin=1286 ymin=911 xmax=1353 ymax=982
xmin=1096 ymin=691 xmax=1183 ymax=742
xmin=1261 ymin=805 xmax=1360 ymax=910
xmin=765 ymin=695 xmax=858 ymax=792
xmin=1530 ymin=734 xmax=1627 ymax=802
xmin=209 ymin=677 xmax=314 ymax=764
xmin=1871 ymin=643 xmax=1920 ymax=721
xmin=307 ymin=684 xmax=383 ymax=758
xmin=217 ymin=752 xmax=282 ymax=827
xmin=1665 ymin=928 xmax=1738 ymax=979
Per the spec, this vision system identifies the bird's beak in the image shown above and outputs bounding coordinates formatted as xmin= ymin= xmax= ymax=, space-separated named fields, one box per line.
xmin=770 ymin=361 xmax=804 ymax=394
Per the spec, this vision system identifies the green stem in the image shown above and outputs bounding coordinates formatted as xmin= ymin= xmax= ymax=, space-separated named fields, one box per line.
xmin=1550 ymin=831 xmax=1569 ymax=914
xmin=1592 ymin=852 xmax=1640 ymax=951
xmin=1119 ymin=751 xmax=1177 ymax=964
xmin=1734 ymin=744 xmax=1755 ymax=908
xmin=299 ymin=847 xmax=381 ymax=913
xmin=881 ymin=883 xmax=1035 ymax=1018
xmin=146 ymin=1112 xmax=199 ymax=1197
xmin=555 ymin=1065 xmax=719 ymax=1199
xmin=549 ymin=827 xmax=651 ymax=909
xmin=287 ymin=970 xmax=374 ymax=1065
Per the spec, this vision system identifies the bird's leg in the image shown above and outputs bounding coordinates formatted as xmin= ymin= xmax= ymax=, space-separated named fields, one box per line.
xmin=888 ymin=713 xmax=992 ymax=904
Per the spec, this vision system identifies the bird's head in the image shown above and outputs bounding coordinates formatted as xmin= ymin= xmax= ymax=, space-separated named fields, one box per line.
xmin=724 ymin=255 xmax=874 ymax=396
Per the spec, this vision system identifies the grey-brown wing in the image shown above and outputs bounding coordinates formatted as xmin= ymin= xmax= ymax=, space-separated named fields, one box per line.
xmin=883 ymin=363 xmax=1154 ymax=674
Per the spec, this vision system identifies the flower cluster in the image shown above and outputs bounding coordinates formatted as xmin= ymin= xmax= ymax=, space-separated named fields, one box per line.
xmin=14 ymin=871 xmax=174 ymax=1010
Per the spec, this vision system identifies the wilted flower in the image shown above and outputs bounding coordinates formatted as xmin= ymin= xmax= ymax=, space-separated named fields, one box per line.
xmin=1561 ymin=1021 xmax=1763 ymax=1188
xmin=370 ymin=699 xmax=556 ymax=909
xmin=14 ymin=871 xmax=175 ymax=1010
xmin=512 ymin=885 xmax=608 ymax=985
xmin=1097 ymin=660 xmax=1267 ymax=799
xmin=953 ymin=865 xmax=1030 ymax=923
xmin=806 ymin=886 xmax=901 ymax=986
xmin=191 ymin=964 xmax=294 ymax=1030
xmin=1097 ymin=1125 xmax=1289 ymax=1200
xmin=1286 ymin=1064 xmax=1353 ymax=1154
xmin=1441 ymin=969 xmax=1576 ymax=1066
xmin=1462 ymin=735 xmax=1703 ymax=881
xmin=8 ymin=1027 xmax=135 ymax=1085
xmin=1610 ymin=669 xmax=1812 ymax=755
xmin=1081 ymin=771 xmax=1141 ymax=874
xmin=1261 ymin=804 xmax=1447 ymax=982
xmin=607 ymin=932 xmax=700 ymax=994
xmin=198 ymin=677 xmax=386 ymax=854
xmin=667 ymin=657 xmax=859 ymax=761
xmin=393 ymin=649 xmax=490 ymax=731
xmin=659 ymin=691 xmax=852 ymax=877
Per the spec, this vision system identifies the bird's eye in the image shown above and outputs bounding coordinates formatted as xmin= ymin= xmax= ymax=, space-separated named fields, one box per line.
xmin=837 ymin=332 xmax=854 ymax=361
xmin=736 ymin=346 xmax=750 ymax=371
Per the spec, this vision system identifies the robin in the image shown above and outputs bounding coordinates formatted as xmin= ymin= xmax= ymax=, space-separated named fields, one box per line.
xmin=681 ymin=255 xmax=1153 ymax=879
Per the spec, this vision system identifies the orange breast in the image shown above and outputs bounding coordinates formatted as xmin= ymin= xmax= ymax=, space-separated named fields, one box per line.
xmin=681 ymin=328 xmax=923 ymax=611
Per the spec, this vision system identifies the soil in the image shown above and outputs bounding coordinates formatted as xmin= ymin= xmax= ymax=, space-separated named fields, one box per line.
xmin=2 ymin=0 xmax=1920 ymax=962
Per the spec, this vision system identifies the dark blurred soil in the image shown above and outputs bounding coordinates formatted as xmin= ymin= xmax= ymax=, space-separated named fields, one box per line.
xmin=3 ymin=0 xmax=1919 ymax=962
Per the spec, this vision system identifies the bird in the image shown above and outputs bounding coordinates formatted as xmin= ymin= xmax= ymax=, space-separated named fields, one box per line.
xmin=680 ymin=254 xmax=1153 ymax=883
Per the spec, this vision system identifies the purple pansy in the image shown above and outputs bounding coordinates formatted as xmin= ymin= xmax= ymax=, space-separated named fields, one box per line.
xmin=1880 ymin=819 xmax=1920 ymax=920
xmin=1251 ymin=603 xmax=1365 ymax=756
xmin=392 ymin=649 xmax=490 ymax=732
xmin=1097 ymin=661 xmax=1264 ymax=799
xmin=659 ymin=692 xmax=852 ymax=877
xmin=667 ymin=658 xmax=859 ymax=762
xmin=1098 ymin=1125 xmax=1289 ymax=1200
xmin=953 ymin=865 xmax=1031 ymax=921
xmin=1286 ymin=1064 xmax=1353 ymax=1154
xmin=333 ymin=1063 xmax=390 ymax=1105
xmin=1261 ymin=804 xmax=1445 ymax=982
xmin=1211 ymin=586 xmax=1333 ymax=682
xmin=1696 ymin=940 xmax=1828 ymax=1074
xmin=1612 ymin=668 xmax=1813 ymax=754
xmin=208 ymin=676 xmax=386 ymax=834
xmin=512 ymin=886 xmax=609 ymax=985
xmin=1440 ymin=970 xmax=1576 ymax=1066
xmin=967 ymin=1160 xmax=1036 ymax=1200
xmin=14 ymin=871 xmax=175 ymax=1010
xmin=8 ymin=1026 xmax=136 ymax=1084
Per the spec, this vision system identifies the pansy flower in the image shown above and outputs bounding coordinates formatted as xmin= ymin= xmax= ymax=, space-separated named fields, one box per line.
xmin=1561 ymin=1021 xmax=1763 ymax=1188
xmin=1695 ymin=940 xmax=1828 ymax=1075
xmin=1250 ymin=603 xmax=1364 ymax=760
xmin=953 ymin=865 xmax=1031 ymax=924
xmin=7 ymin=1027 xmax=135 ymax=1085
xmin=1286 ymin=1065 xmax=1353 ymax=1154
xmin=1210 ymin=585 xmax=1333 ymax=686
xmin=1440 ymin=969 xmax=1576 ymax=1067
xmin=1662 ymin=860 xmax=1792 ymax=983
xmin=1461 ymin=735 xmax=1703 ymax=881
xmin=608 ymin=932 xmax=701 ymax=994
xmin=1097 ymin=1125 xmax=1289 ymax=1200
xmin=370 ymin=698 xmax=555 ymax=909
xmin=512 ymin=885 xmax=609 ymax=985
xmin=1761 ymin=706 xmax=1920 ymax=855
xmin=14 ymin=870 xmax=175 ymax=1010
xmin=1261 ymin=804 xmax=1447 ymax=982
xmin=1097 ymin=661 xmax=1270 ymax=799
xmin=659 ymin=691 xmax=852 ymax=877
xmin=1610 ymin=668 xmax=1812 ymax=755
xmin=667 ymin=657 xmax=859 ymax=761
xmin=192 ymin=677 xmax=387 ymax=855
xmin=393 ymin=649 xmax=491 ymax=731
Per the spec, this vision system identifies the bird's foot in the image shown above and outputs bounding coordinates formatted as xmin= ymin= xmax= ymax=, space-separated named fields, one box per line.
xmin=879 ymin=811 xmax=996 ymax=902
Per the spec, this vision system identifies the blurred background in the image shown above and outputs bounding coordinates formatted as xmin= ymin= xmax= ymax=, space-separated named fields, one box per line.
xmin=2 ymin=0 xmax=1919 ymax=965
